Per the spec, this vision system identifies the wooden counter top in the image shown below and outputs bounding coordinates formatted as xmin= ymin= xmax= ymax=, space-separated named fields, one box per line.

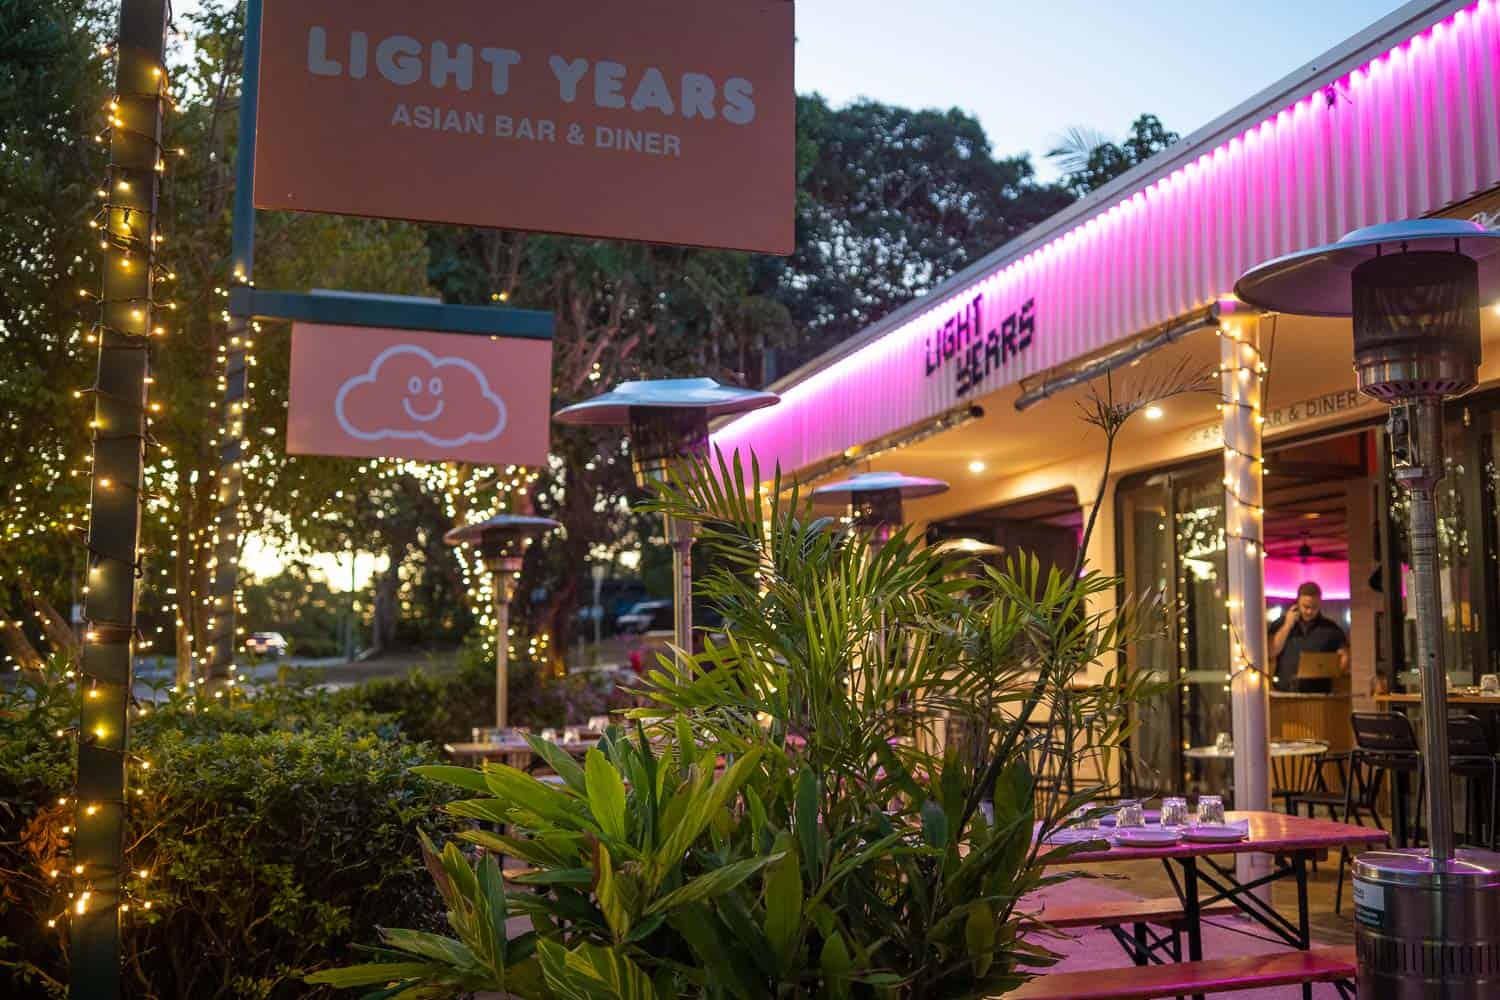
xmin=1375 ymin=692 xmax=1500 ymax=707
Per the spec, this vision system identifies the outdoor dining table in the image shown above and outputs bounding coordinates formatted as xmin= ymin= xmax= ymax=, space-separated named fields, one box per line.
xmin=1183 ymin=739 xmax=1331 ymax=810
xmin=1039 ymin=810 xmax=1386 ymax=987
xmin=442 ymin=736 xmax=602 ymax=768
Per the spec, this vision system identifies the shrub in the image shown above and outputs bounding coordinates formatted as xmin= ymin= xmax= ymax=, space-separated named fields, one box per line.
xmin=335 ymin=654 xmax=638 ymax=748
xmin=0 ymin=667 xmax=453 ymax=999
xmin=313 ymin=451 xmax=1163 ymax=998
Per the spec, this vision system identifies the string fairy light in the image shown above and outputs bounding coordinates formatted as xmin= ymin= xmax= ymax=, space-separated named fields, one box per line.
xmin=1215 ymin=320 xmax=1272 ymax=682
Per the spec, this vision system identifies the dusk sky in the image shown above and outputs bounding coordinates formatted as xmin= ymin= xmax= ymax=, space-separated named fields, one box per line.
xmin=793 ymin=0 xmax=1411 ymax=178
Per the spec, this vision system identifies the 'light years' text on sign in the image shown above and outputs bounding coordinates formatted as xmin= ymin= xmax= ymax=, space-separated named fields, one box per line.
xmin=306 ymin=30 xmax=760 ymax=126
xmin=923 ymin=295 xmax=1036 ymax=397
xmin=254 ymin=0 xmax=795 ymax=255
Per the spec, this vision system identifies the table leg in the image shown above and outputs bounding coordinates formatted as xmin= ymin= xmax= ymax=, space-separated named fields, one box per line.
xmin=1295 ymin=852 xmax=1312 ymax=1000
xmin=1181 ymin=856 xmax=1204 ymax=1000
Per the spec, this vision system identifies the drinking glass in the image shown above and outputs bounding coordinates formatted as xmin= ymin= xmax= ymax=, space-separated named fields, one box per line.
xmin=563 ymin=727 xmax=581 ymax=744
xmin=1197 ymin=795 xmax=1226 ymax=825
xmin=540 ymin=727 xmax=559 ymax=743
xmin=587 ymin=715 xmax=611 ymax=733
xmin=1115 ymin=799 xmax=1145 ymax=828
xmin=1069 ymin=804 xmax=1099 ymax=830
xmin=1160 ymin=796 xmax=1188 ymax=828
xmin=1214 ymin=732 xmax=1233 ymax=753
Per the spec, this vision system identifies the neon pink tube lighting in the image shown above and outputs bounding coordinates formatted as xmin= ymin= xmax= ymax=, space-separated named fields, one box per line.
xmin=715 ymin=1 xmax=1500 ymax=478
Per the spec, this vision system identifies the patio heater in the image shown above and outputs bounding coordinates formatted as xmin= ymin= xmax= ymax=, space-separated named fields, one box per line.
xmin=444 ymin=514 xmax=559 ymax=729
xmin=1237 ymin=218 xmax=1500 ymax=999
xmin=810 ymin=471 xmax=950 ymax=546
xmin=932 ymin=537 xmax=1004 ymax=558
xmin=553 ymin=378 xmax=779 ymax=659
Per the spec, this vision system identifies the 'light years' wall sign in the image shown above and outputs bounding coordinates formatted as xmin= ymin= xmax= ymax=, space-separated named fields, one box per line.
xmin=253 ymin=0 xmax=795 ymax=254
xmin=923 ymin=293 xmax=1036 ymax=397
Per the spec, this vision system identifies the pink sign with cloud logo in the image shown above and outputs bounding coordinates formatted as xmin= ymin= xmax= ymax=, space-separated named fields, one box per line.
xmin=287 ymin=323 xmax=552 ymax=465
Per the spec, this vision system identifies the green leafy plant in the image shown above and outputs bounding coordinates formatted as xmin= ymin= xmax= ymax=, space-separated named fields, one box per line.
xmin=314 ymin=420 xmax=1172 ymax=998
xmin=0 ymin=667 xmax=454 ymax=998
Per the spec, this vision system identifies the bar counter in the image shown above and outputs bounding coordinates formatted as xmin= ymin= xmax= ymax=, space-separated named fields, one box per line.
xmin=1270 ymin=691 xmax=1353 ymax=753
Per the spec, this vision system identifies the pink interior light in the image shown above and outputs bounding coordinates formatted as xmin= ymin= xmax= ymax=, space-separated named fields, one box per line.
xmin=1264 ymin=557 xmax=1351 ymax=601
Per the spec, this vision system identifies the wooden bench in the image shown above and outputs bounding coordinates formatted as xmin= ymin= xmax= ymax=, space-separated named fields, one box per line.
xmin=1023 ymin=896 xmax=1238 ymax=966
xmin=1025 ymin=896 xmax=1237 ymax=930
xmin=1004 ymin=945 xmax=1356 ymax=999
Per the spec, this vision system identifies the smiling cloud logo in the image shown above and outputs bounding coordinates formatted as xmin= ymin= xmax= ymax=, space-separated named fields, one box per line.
xmin=335 ymin=345 xmax=507 ymax=448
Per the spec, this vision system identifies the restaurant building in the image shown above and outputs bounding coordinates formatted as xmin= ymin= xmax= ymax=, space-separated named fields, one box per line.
xmin=712 ymin=0 xmax=1500 ymax=793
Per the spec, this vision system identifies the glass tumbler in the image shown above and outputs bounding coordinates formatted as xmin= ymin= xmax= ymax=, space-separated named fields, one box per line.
xmin=1160 ymin=796 xmax=1188 ymax=828
xmin=1197 ymin=795 xmax=1226 ymax=825
xmin=1115 ymin=799 xmax=1145 ymax=828
xmin=1069 ymin=804 xmax=1099 ymax=830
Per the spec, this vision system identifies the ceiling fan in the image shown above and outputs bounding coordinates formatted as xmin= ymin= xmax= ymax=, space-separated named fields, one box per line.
xmin=1295 ymin=532 xmax=1344 ymax=562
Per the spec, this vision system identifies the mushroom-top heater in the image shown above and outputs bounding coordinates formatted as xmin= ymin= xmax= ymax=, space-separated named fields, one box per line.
xmin=444 ymin=514 xmax=560 ymax=730
xmin=554 ymin=378 xmax=778 ymax=660
xmin=810 ymin=471 xmax=950 ymax=546
xmin=1238 ymin=218 xmax=1500 ymax=1000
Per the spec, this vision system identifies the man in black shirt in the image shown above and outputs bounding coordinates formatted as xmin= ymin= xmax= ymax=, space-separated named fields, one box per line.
xmin=1269 ymin=581 xmax=1349 ymax=692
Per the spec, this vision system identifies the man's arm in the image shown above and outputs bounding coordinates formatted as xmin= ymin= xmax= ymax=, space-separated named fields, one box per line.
xmin=1269 ymin=611 xmax=1296 ymax=659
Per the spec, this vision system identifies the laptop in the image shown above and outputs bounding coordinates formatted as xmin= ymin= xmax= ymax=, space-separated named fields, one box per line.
xmin=1297 ymin=651 xmax=1343 ymax=680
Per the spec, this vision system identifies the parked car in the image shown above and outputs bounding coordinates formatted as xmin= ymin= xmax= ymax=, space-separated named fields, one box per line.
xmin=616 ymin=600 xmax=672 ymax=635
xmin=244 ymin=631 xmax=288 ymax=658
xmin=620 ymin=602 xmax=728 ymax=673
xmin=617 ymin=601 xmax=673 ymax=674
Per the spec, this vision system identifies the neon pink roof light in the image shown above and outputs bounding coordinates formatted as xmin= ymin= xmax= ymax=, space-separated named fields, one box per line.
xmin=714 ymin=0 xmax=1500 ymax=478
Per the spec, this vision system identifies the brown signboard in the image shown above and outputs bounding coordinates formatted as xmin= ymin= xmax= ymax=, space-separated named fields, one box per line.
xmin=253 ymin=0 xmax=796 ymax=254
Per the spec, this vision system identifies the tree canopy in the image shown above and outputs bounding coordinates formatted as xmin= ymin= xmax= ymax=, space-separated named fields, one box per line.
xmin=0 ymin=0 xmax=1175 ymax=671
xmin=765 ymin=95 xmax=1073 ymax=375
xmin=1048 ymin=113 xmax=1181 ymax=197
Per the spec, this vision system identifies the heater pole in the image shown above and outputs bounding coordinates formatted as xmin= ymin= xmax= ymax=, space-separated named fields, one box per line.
xmin=492 ymin=569 xmax=513 ymax=729
xmin=1395 ymin=398 xmax=1456 ymax=862
xmin=670 ymin=517 xmax=694 ymax=661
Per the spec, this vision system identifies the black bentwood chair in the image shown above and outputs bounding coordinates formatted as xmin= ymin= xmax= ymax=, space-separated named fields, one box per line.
xmin=1331 ymin=713 xmax=1426 ymax=913
xmin=1446 ymin=713 xmax=1498 ymax=851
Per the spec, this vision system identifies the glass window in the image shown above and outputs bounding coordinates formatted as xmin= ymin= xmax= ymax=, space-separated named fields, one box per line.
xmin=1119 ymin=476 xmax=1176 ymax=793
xmin=1172 ymin=475 xmax=1233 ymax=796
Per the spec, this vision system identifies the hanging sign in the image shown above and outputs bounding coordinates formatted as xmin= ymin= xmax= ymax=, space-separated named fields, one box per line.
xmin=252 ymin=0 xmax=796 ymax=254
xmin=286 ymin=323 xmax=553 ymax=465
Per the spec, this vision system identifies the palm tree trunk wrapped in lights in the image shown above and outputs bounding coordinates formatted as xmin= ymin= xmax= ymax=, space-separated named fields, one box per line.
xmin=72 ymin=1 xmax=170 ymax=995
xmin=553 ymin=378 xmax=778 ymax=660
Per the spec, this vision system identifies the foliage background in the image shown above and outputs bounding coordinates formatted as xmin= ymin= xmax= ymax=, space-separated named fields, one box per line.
xmin=0 ymin=0 xmax=1175 ymax=674
xmin=0 ymin=665 xmax=456 ymax=999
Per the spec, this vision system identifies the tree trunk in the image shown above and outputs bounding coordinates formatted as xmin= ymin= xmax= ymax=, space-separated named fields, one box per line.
xmin=173 ymin=515 xmax=194 ymax=686
xmin=370 ymin=546 xmax=404 ymax=654
xmin=22 ymin=584 xmax=81 ymax=662
xmin=0 ymin=611 xmax=46 ymax=671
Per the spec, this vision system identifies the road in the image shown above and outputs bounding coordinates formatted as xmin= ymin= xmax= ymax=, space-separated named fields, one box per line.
xmin=122 ymin=653 xmax=459 ymax=700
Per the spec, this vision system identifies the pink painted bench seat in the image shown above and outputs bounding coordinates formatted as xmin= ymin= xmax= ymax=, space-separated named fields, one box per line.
xmin=1024 ymin=896 xmax=1236 ymax=930
xmin=1004 ymin=946 xmax=1356 ymax=999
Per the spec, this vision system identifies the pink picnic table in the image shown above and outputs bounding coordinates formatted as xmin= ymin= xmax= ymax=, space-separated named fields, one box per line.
xmin=1039 ymin=810 xmax=1386 ymax=989
xmin=442 ymin=737 xmax=602 ymax=767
